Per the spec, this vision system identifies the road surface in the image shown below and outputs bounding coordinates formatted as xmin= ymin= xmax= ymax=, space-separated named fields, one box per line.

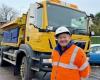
xmin=0 ymin=57 xmax=100 ymax=80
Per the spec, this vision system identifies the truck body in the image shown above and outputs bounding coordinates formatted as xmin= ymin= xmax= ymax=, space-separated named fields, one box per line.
xmin=0 ymin=0 xmax=91 ymax=80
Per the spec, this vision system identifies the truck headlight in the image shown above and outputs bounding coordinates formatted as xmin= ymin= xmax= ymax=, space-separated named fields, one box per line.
xmin=43 ymin=59 xmax=52 ymax=63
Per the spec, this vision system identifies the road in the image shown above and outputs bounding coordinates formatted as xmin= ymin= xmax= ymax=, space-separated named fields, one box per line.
xmin=0 ymin=65 xmax=50 ymax=80
xmin=89 ymin=66 xmax=100 ymax=80
xmin=0 ymin=65 xmax=20 ymax=80
xmin=0 ymin=56 xmax=50 ymax=80
xmin=0 ymin=57 xmax=100 ymax=80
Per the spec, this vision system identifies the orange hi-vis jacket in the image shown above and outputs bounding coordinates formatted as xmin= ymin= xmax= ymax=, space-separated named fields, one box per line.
xmin=51 ymin=44 xmax=90 ymax=80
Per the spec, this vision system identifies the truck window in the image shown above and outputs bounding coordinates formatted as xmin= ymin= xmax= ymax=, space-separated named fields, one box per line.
xmin=36 ymin=8 xmax=42 ymax=28
xmin=32 ymin=3 xmax=43 ymax=28
xmin=47 ymin=3 xmax=88 ymax=35
xmin=3 ymin=28 xmax=19 ymax=43
xmin=29 ymin=3 xmax=42 ymax=28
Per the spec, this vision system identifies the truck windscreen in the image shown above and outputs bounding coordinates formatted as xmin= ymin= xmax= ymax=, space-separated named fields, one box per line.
xmin=47 ymin=3 xmax=88 ymax=35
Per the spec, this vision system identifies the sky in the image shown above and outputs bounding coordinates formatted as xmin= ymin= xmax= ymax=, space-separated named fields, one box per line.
xmin=0 ymin=0 xmax=100 ymax=15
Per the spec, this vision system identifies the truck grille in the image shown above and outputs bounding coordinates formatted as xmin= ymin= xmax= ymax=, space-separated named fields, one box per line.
xmin=75 ymin=41 xmax=86 ymax=49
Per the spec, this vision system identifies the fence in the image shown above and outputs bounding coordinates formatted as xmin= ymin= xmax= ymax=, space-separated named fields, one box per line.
xmin=91 ymin=36 xmax=100 ymax=44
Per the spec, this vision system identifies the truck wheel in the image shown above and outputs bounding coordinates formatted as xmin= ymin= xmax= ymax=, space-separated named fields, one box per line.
xmin=20 ymin=56 xmax=33 ymax=80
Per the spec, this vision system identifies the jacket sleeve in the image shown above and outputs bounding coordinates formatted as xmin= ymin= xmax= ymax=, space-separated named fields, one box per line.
xmin=75 ymin=48 xmax=91 ymax=78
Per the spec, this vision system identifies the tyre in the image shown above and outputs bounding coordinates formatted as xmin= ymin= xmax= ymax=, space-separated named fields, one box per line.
xmin=20 ymin=56 xmax=34 ymax=80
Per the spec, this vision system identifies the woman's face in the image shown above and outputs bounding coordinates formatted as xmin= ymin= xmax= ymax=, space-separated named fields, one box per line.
xmin=57 ymin=33 xmax=71 ymax=47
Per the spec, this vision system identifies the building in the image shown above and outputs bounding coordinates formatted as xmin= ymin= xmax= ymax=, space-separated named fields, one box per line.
xmin=0 ymin=21 xmax=6 ymax=27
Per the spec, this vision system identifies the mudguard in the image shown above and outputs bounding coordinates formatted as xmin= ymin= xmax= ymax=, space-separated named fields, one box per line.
xmin=19 ymin=44 xmax=34 ymax=58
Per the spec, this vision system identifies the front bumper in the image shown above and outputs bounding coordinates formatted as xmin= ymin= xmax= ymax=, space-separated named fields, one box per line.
xmin=40 ymin=55 xmax=52 ymax=72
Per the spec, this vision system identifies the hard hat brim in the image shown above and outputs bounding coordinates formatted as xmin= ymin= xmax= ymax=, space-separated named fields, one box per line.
xmin=55 ymin=32 xmax=71 ymax=38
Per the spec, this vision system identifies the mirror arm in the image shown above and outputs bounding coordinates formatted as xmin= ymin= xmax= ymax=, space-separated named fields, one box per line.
xmin=36 ymin=2 xmax=43 ymax=9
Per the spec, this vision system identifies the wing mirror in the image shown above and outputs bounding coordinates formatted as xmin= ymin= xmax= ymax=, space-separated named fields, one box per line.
xmin=90 ymin=31 xmax=95 ymax=36
xmin=90 ymin=14 xmax=95 ymax=19
xmin=87 ymin=14 xmax=95 ymax=19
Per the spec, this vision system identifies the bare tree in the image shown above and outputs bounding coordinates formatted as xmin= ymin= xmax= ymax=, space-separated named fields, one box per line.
xmin=0 ymin=4 xmax=18 ymax=22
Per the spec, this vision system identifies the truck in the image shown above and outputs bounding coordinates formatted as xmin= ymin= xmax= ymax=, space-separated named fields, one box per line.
xmin=0 ymin=0 xmax=92 ymax=80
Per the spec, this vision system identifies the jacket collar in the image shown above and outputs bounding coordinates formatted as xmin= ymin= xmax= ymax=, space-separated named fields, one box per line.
xmin=55 ymin=40 xmax=75 ymax=55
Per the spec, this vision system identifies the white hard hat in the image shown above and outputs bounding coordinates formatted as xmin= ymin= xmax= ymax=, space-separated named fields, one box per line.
xmin=55 ymin=26 xmax=71 ymax=36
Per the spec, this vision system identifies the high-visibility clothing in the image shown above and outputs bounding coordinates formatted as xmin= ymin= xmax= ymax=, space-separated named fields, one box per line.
xmin=51 ymin=44 xmax=90 ymax=80
xmin=55 ymin=40 xmax=74 ymax=55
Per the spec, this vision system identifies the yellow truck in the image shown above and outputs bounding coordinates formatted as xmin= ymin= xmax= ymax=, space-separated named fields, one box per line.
xmin=0 ymin=0 xmax=92 ymax=80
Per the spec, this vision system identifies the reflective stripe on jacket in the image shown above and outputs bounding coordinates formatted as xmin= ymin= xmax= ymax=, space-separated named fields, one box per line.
xmin=51 ymin=44 xmax=90 ymax=80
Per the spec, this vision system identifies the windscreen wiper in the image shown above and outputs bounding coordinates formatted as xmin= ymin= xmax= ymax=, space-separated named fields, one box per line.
xmin=73 ymin=29 xmax=86 ymax=32
xmin=72 ymin=29 xmax=87 ymax=35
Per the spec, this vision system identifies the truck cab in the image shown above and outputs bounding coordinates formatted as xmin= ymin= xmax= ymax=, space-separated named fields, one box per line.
xmin=26 ymin=0 xmax=90 ymax=53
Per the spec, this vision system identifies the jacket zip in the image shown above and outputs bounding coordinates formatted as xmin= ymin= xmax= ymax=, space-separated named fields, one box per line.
xmin=54 ymin=56 xmax=61 ymax=80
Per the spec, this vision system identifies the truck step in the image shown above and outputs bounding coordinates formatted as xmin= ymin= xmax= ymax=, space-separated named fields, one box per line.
xmin=3 ymin=57 xmax=16 ymax=65
xmin=32 ymin=57 xmax=40 ymax=61
xmin=31 ymin=67 xmax=39 ymax=72
xmin=3 ymin=51 xmax=16 ymax=57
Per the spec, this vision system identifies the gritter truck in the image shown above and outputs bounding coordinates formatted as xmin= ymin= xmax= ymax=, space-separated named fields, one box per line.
xmin=0 ymin=0 xmax=92 ymax=80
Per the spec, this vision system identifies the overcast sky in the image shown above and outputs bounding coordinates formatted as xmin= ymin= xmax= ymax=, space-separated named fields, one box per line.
xmin=0 ymin=0 xmax=100 ymax=15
